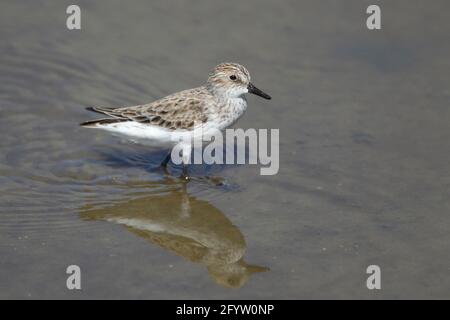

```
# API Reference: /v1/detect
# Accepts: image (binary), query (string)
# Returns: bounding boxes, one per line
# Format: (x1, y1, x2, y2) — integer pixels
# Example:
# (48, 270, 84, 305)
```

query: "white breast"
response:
(215, 97, 248, 130)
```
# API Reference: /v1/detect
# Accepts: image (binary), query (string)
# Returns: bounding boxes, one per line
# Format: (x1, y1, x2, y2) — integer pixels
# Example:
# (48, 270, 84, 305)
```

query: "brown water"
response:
(1, 0, 450, 299)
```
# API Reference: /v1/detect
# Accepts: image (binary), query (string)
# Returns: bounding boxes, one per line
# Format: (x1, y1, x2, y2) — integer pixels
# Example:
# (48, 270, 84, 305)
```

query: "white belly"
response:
(97, 122, 178, 147)
(92, 97, 247, 147)
(94, 121, 224, 147)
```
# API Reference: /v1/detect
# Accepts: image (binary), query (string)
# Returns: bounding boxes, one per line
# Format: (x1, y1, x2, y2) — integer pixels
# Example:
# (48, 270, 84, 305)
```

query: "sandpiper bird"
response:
(80, 62, 271, 179)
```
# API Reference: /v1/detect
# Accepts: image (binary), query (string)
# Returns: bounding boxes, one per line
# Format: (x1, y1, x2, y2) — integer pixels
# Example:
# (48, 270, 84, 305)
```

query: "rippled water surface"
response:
(1, 0, 450, 299)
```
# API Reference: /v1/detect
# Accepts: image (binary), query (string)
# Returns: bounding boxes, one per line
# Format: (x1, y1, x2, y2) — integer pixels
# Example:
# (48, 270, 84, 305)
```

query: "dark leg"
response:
(179, 144, 191, 181)
(160, 152, 171, 168)
(181, 164, 190, 181)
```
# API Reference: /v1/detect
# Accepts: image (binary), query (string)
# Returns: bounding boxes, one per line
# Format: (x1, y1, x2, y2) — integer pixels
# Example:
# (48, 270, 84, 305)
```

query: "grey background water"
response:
(1, 0, 449, 299)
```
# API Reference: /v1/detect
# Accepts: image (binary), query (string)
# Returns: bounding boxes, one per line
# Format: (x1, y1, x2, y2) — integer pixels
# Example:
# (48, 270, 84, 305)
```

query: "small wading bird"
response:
(80, 62, 271, 179)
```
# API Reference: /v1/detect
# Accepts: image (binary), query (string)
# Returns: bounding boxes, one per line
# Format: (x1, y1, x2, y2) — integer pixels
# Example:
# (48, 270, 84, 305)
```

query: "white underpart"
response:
(92, 89, 249, 164)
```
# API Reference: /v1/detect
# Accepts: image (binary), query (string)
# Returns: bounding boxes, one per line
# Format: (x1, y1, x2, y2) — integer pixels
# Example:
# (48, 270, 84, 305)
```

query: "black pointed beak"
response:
(247, 83, 271, 100)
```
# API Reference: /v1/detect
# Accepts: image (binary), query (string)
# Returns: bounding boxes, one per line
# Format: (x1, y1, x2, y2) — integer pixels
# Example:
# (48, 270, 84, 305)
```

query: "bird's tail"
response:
(85, 106, 118, 116)
(81, 106, 127, 127)
(80, 118, 127, 127)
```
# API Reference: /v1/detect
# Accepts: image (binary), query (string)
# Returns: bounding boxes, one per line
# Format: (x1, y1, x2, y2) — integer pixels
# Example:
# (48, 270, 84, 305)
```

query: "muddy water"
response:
(1, 0, 450, 299)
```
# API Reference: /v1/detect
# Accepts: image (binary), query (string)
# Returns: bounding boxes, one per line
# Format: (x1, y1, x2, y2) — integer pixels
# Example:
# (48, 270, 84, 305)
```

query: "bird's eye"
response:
(229, 75, 237, 81)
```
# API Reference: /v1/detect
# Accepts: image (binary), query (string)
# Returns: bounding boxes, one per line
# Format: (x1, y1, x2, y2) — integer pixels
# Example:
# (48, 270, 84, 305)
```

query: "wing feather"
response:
(86, 87, 211, 130)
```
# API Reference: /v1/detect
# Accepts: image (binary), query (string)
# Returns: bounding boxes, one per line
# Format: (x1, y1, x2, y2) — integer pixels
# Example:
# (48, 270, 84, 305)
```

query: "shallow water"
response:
(1, 0, 450, 299)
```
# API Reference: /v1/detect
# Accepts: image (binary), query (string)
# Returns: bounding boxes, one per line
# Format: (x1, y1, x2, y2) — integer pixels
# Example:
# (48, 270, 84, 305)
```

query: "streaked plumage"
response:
(80, 62, 271, 179)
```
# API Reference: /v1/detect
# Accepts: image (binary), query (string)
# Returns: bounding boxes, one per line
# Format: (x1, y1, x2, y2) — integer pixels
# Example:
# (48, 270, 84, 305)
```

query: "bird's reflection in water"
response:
(80, 177, 268, 288)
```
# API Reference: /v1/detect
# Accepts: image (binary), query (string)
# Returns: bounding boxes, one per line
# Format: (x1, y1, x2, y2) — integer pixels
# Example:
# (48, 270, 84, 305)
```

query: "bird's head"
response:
(206, 62, 271, 100)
